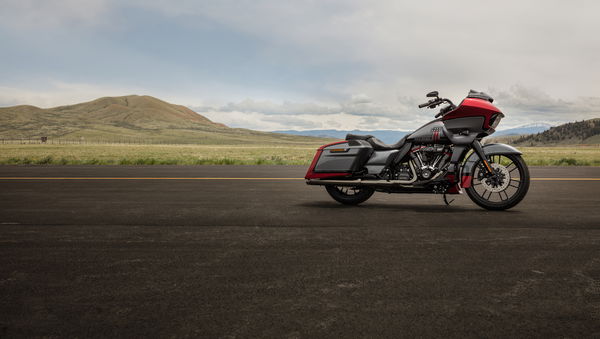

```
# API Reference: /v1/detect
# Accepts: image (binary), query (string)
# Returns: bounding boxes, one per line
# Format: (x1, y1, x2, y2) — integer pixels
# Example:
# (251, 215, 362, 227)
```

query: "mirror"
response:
(426, 91, 439, 98)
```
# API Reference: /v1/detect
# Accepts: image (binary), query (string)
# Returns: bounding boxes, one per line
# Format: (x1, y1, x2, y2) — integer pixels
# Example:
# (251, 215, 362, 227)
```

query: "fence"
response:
(0, 137, 246, 145)
(0, 138, 187, 145)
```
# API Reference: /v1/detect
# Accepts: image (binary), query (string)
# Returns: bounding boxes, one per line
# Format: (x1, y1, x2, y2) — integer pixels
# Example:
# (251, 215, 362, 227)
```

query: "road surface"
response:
(0, 165, 599, 337)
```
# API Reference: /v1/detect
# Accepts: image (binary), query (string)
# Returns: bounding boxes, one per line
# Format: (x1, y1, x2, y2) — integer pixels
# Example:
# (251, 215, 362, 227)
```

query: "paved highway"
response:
(0, 165, 599, 337)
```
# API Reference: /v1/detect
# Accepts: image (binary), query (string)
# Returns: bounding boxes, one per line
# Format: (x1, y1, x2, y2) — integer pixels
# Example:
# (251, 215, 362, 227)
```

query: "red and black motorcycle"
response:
(305, 90, 530, 210)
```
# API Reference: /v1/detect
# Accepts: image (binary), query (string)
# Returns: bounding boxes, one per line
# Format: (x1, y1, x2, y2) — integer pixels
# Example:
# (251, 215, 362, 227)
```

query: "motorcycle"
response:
(305, 90, 530, 210)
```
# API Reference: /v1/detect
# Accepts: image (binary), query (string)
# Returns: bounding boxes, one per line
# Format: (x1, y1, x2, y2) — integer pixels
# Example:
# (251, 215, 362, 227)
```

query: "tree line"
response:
(514, 118, 599, 145)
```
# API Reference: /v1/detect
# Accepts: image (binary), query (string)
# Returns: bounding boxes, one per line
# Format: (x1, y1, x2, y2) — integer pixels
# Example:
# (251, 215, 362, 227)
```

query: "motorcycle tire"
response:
(325, 185, 374, 205)
(466, 154, 530, 211)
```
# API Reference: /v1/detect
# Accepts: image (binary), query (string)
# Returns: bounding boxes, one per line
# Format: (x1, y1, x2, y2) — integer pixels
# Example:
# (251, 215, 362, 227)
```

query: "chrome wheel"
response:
(466, 154, 530, 210)
(480, 162, 511, 193)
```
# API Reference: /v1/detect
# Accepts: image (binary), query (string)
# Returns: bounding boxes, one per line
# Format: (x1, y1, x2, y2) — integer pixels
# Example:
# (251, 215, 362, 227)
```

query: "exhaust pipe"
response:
(306, 178, 415, 187)
(307, 161, 418, 187)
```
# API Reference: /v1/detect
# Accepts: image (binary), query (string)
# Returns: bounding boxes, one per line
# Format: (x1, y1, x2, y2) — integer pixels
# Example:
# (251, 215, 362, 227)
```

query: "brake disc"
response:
(481, 163, 510, 193)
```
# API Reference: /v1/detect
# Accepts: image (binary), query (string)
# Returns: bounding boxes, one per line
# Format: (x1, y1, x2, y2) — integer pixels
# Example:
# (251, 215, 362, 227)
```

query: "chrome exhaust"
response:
(307, 161, 418, 187)
(306, 178, 415, 186)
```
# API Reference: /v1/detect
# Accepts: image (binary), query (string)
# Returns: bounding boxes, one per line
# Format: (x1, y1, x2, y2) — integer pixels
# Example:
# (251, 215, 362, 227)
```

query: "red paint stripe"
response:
(461, 175, 472, 188)
(306, 172, 351, 179)
(305, 141, 352, 179)
(305, 149, 323, 179)
(318, 140, 347, 150)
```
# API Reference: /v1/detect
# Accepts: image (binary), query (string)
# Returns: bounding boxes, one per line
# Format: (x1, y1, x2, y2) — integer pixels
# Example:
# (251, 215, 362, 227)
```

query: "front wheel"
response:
(325, 185, 374, 205)
(465, 154, 530, 210)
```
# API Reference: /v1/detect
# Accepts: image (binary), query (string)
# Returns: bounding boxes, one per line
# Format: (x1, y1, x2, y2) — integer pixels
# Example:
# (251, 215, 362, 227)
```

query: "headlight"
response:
(489, 114, 502, 130)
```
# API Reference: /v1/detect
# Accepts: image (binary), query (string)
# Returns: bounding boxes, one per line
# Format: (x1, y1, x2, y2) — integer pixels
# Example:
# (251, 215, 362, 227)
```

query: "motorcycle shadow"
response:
(299, 201, 489, 213)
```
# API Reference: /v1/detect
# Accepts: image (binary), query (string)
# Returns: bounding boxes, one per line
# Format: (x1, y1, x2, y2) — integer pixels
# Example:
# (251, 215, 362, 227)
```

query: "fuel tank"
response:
(407, 120, 448, 144)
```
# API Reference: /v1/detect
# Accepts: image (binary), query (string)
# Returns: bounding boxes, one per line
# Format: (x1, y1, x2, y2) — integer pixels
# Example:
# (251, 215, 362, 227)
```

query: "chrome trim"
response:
(307, 161, 418, 187)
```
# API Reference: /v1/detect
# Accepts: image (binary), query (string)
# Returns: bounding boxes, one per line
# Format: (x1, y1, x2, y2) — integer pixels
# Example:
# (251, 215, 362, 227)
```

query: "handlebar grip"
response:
(418, 102, 430, 108)
(435, 112, 443, 118)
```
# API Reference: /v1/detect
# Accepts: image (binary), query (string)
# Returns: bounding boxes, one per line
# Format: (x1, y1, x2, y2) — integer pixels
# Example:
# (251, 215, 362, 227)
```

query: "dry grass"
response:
(0, 144, 598, 166)
(0, 143, 323, 165)
(518, 146, 600, 166)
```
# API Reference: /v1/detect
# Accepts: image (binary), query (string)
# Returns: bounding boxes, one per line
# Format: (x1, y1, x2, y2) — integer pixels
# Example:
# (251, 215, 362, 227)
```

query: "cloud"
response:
(131, 0, 600, 98)
(489, 85, 600, 126)
(1, 1, 598, 131)
(199, 109, 418, 131)
(193, 97, 420, 120)
(3, 81, 597, 132)
(9, 0, 591, 99)
(350, 94, 372, 104)
(194, 95, 447, 131)
(0, 0, 111, 29)
(194, 84, 600, 131)
(205, 99, 339, 115)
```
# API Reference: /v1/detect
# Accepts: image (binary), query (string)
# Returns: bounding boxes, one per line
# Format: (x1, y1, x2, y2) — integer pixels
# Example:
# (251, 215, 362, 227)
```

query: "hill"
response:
(494, 123, 553, 136)
(509, 118, 600, 146)
(0, 95, 330, 145)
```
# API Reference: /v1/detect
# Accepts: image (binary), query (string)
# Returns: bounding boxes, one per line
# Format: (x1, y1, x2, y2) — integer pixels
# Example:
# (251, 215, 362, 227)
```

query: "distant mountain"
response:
(511, 118, 600, 145)
(0, 95, 330, 144)
(278, 120, 598, 146)
(275, 123, 554, 144)
(274, 129, 409, 144)
(495, 123, 553, 136)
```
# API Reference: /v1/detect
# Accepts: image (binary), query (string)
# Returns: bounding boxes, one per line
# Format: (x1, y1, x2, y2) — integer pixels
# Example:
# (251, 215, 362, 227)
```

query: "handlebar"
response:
(418, 98, 442, 109)
(419, 97, 456, 118)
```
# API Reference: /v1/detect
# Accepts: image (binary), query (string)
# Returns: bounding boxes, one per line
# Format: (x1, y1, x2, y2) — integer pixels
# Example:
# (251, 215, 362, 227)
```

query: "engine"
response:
(377, 144, 452, 182)
(410, 145, 451, 180)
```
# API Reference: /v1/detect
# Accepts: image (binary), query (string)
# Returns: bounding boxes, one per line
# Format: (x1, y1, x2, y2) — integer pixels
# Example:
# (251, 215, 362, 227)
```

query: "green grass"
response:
(0, 144, 322, 165)
(0, 144, 598, 166)
(519, 146, 600, 166)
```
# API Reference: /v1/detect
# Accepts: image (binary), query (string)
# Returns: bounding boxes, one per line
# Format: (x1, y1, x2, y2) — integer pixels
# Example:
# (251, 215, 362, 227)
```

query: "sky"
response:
(1, 0, 599, 131)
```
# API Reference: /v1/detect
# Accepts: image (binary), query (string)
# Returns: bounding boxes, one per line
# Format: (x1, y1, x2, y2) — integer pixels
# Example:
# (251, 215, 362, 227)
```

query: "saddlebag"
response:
(314, 140, 373, 173)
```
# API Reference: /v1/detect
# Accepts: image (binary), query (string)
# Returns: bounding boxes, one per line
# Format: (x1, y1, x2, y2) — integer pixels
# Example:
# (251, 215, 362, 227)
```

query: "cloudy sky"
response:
(1, 0, 599, 130)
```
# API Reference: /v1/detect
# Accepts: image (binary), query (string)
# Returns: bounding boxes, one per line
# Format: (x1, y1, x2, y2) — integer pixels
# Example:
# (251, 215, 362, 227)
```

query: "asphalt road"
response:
(0, 165, 599, 338)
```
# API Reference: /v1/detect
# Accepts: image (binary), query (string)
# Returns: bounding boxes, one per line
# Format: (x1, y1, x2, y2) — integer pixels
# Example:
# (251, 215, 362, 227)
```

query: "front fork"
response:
(446, 140, 494, 192)
(470, 140, 494, 175)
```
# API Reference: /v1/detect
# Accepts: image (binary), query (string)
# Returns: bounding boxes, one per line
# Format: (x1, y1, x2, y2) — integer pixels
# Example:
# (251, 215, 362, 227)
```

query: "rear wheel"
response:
(466, 154, 530, 210)
(325, 185, 374, 205)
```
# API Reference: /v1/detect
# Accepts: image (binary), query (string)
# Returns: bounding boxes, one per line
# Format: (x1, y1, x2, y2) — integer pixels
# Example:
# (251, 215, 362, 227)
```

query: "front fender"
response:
(460, 143, 523, 187)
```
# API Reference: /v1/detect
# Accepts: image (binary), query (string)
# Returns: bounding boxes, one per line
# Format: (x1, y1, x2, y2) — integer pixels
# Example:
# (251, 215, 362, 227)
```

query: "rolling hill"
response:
(493, 123, 553, 136)
(0, 95, 331, 145)
(507, 118, 600, 146)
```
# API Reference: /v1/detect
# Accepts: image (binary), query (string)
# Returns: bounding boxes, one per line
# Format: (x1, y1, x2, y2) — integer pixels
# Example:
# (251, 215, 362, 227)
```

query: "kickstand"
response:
(443, 193, 454, 206)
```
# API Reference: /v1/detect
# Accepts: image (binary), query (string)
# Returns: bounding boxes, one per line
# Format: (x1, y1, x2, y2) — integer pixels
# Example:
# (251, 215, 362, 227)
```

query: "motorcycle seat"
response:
(345, 133, 373, 140)
(345, 134, 407, 150)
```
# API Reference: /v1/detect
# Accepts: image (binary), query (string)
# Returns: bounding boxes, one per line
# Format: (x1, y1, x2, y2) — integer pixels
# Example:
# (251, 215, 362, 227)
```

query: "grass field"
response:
(0, 144, 322, 165)
(517, 146, 600, 166)
(0, 144, 599, 166)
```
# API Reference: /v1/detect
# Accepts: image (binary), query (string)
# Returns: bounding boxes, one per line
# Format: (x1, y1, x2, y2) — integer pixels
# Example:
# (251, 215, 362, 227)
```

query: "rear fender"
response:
(460, 143, 522, 187)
